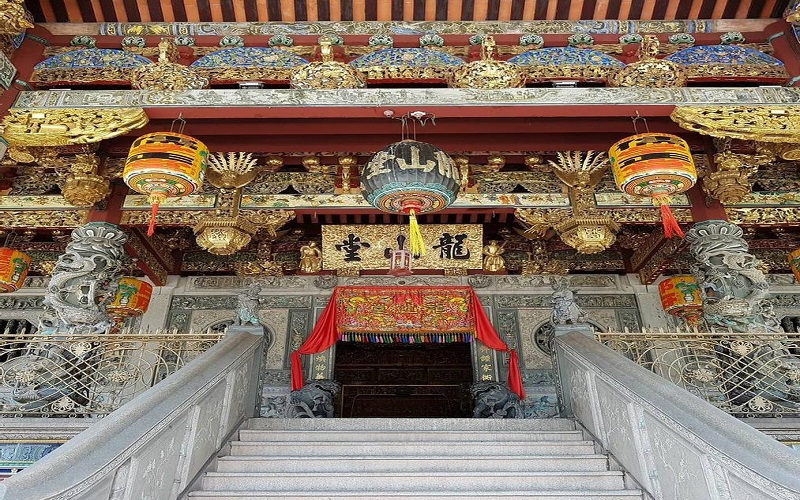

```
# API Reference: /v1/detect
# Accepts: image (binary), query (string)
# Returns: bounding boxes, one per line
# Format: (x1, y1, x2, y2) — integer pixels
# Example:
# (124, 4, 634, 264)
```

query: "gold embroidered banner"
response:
(322, 224, 482, 270)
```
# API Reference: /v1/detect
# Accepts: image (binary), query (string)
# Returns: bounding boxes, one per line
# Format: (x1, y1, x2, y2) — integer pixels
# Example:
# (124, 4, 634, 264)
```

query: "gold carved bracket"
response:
(671, 106, 800, 144)
(1, 108, 149, 147)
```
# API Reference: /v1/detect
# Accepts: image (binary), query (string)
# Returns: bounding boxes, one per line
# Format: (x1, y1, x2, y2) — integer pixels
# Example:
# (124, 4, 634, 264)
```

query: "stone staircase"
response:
(185, 418, 644, 499)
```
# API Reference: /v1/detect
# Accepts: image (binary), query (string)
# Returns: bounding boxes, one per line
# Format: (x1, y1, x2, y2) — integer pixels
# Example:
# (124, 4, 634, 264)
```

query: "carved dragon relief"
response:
(39, 222, 128, 334)
(685, 220, 781, 333)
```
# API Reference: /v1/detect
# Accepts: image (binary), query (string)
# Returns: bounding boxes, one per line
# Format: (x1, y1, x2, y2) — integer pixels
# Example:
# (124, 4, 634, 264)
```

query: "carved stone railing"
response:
(0, 330, 224, 417)
(595, 330, 800, 417)
(555, 332, 800, 500)
(0, 326, 264, 500)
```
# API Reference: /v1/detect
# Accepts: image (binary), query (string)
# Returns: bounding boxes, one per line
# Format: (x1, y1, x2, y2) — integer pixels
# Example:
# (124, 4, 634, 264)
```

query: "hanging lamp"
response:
(789, 249, 800, 283)
(361, 137, 459, 256)
(658, 275, 703, 327)
(107, 277, 153, 320)
(0, 247, 31, 293)
(124, 117, 208, 236)
(609, 132, 696, 238)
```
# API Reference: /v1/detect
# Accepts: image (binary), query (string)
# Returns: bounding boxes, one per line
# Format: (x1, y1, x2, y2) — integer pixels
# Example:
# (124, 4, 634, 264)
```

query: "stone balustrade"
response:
(0, 326, 264, 500)
(555, 332, 800, 500)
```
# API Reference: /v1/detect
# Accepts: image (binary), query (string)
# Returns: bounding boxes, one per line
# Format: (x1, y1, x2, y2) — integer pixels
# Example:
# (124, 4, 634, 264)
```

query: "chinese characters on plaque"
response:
(322, 225, 483, 270)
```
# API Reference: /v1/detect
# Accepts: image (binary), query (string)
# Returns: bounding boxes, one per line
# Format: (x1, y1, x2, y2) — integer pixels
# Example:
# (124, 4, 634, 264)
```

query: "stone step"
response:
(245, 418, 576, 432)
(238, 429, 586, 442)
(187, 491, 644, 500)
(215, 455, 610, 473)
(228, 440, 598, 457)
(199, 471, 627, 492)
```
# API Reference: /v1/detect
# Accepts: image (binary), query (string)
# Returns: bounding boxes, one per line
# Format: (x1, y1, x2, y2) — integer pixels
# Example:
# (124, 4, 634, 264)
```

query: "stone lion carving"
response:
(550, 278, 589, 326)
(288, 380, 341, 418)
(471, 381, 522, 419)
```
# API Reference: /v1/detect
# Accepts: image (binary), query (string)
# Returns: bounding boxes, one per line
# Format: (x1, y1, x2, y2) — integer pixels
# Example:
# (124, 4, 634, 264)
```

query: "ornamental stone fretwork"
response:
(685, 220, 782, 333)
(40, 222, 128, 334)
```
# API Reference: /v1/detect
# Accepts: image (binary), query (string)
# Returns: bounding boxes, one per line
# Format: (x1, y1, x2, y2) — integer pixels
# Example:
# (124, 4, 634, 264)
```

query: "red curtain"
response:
(290, 288, 340, 390)
(290, 286, 526, 399)
(468, 289, 525, 399)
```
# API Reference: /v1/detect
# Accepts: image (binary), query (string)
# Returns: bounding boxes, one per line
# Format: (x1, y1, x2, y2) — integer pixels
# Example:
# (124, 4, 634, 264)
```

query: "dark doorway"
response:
(333, 342, 473, 418)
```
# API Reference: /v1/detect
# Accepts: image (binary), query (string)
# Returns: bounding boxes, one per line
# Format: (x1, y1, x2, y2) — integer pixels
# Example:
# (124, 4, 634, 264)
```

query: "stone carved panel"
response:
(185, 381, 226, 479)
(170, 295, 312, 310)
(260, 386, 289, 418)
(17, 87, 800, 110)
(126, 414, 188, 500)
(187, 276, 309, 290)
(643, 412, 712, 500)
(728, 474, 784, 500)
(495, 294, 636, 309)
(258, 309, 288, 370)
(518, 310, 554, 369)
(568, 363, 595, 433)
(594, 378, 653, 493)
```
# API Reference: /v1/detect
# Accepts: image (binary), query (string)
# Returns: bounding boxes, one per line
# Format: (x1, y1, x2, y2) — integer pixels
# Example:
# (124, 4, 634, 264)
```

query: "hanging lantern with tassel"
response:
(0, 247, 31, 293)
(789, 249, 800, 283)
(659, 275, 703, 327)
(361, 139, 459, 257)
(124, 130, 208, 236)
(609, 133, 696, 238)
(107, 277, 153, 320)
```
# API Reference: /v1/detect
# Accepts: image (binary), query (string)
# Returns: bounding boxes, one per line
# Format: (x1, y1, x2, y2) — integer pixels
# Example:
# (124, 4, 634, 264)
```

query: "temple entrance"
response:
(333, 341, 473, 418)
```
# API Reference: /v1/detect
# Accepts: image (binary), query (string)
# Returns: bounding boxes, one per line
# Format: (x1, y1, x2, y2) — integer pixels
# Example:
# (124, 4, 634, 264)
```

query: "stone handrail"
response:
(554, 332, 800, 500)
(0, 326, 264, 500)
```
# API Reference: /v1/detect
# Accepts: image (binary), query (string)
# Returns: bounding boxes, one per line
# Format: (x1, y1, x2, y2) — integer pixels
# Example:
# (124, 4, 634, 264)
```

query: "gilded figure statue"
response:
(299, 242, 322, 273)
(482, 240, 506, 272)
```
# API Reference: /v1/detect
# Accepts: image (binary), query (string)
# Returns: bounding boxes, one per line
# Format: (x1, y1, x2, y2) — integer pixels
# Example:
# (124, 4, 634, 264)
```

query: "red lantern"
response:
(659, 275, 703, 326)
(0, 248, 31, 293)
(610, 133, 697, 238)
(107, 277, 153, 319)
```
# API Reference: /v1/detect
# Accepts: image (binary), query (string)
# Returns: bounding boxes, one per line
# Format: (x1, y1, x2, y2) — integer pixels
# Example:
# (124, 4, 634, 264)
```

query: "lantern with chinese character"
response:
(124, 132, 208, 236)
(609, 133, 697, 238)
(107, 277, 153, 319)
(659, 275, 703, 326)
(0, 248, 31, 293)
(361, 140, 458, 256)
(789, 249, 800, 283)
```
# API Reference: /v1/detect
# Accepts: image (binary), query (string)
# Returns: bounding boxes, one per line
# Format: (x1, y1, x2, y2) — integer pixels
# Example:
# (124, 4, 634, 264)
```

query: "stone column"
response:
(39, 222, 128, 335)
(685, 220, 782, 333)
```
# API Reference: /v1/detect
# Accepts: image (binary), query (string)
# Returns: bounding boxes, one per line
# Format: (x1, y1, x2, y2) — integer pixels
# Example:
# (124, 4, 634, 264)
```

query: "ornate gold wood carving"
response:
(703, 150, 772, 206)
(671, 106, 800, 143)
(610, 35, 686, 88)
(1, 108, 149, 146)
(130, 38, 208, 91)
(0, 210, 88, 227)
(0, 0, 33, 36)
(61, 153, 111, 207)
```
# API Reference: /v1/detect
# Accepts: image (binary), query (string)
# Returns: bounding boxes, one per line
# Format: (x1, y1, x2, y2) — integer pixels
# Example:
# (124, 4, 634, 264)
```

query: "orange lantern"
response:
(659, 275, 703, 326)
(124, 132, 208, 236)
(107, 277, 153, 319)
(609, 133, 697, 238)
(789, 249, 800, 283)
(0, 248, 31, 293)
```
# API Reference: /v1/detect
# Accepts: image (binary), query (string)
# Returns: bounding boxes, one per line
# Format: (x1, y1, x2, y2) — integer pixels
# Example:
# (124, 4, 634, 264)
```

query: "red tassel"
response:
(147, 203, 160, 237)
(659, 203, 684, 238)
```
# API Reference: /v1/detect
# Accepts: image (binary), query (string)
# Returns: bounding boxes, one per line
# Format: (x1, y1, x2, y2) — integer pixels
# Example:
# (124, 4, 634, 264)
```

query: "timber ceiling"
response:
(24, 0, 791, 24)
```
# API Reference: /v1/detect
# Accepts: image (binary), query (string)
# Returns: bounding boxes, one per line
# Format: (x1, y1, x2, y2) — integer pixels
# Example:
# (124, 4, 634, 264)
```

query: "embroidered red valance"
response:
(290, 286, 525, 399)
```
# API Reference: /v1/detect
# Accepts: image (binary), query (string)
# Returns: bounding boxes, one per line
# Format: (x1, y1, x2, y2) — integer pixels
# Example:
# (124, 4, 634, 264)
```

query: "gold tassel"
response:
(408, 210, 426, 257)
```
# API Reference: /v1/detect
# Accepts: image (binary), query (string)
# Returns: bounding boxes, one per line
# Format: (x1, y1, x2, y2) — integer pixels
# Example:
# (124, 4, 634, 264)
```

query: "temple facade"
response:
(1, 0, 800, 497)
